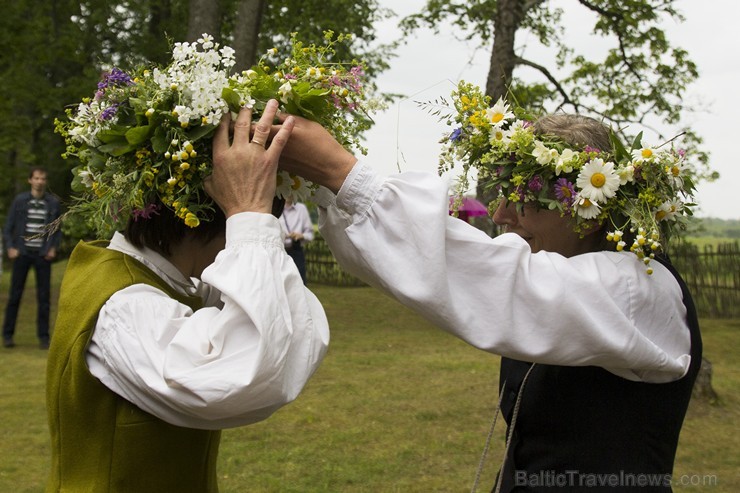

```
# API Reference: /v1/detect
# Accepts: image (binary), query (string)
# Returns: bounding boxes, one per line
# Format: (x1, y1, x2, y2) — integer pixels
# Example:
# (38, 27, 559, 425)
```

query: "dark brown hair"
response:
(124, 197, 285, 256)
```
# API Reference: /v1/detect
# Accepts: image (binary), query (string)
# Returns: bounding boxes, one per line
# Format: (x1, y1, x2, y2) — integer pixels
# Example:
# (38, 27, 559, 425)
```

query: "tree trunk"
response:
(232, 0, 267, 72)
(187, 0, 222, 42)
(485, 0, 526, 101)
(478, 0, 528, 212)
(692, 357, 719, 402)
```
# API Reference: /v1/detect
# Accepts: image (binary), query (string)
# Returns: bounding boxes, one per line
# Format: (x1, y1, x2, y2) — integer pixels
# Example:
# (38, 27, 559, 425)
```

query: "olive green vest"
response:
(46, 241, 221, 492)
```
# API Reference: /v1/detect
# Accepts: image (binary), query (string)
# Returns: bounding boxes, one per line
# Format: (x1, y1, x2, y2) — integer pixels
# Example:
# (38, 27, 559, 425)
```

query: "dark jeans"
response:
(3, 252, 52, 343)
(286, 244, 307, 285)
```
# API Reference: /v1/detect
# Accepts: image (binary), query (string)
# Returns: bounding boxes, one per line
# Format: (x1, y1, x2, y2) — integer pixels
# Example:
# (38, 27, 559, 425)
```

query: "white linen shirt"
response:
(86, 212, 330, 430)
(315, 162, 692, 383)
(279, 202, 315, 248)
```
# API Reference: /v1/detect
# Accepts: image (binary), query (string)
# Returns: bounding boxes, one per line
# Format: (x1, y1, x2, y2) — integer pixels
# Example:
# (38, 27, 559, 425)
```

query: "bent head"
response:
(125, 199, 227, 258)
(493, 114, 611, 257)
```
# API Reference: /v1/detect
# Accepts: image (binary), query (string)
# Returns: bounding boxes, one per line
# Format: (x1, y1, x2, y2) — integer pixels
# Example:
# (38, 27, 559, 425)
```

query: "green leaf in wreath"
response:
(98, 142, 136, 156)
(186, 123, 217, 142)
(221, 87, 243, 113)
(151, 128, 168, 153)
(97, 127, 128, 144)
(125, 125, 151, 146)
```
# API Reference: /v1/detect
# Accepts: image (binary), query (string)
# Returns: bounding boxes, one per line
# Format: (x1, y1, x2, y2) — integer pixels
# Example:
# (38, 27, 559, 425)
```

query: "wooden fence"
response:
(668, 241, 740, 319)
(306, 234, 740, 318)
(304, 235, 366, 287)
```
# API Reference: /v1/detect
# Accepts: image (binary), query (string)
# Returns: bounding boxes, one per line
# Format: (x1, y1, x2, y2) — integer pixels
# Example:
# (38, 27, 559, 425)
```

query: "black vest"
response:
(495, 259, 702, 492)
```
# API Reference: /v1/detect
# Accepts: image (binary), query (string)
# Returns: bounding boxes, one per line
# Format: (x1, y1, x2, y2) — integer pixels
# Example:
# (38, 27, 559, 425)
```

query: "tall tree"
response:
(0, 0, 393, 227)
(232, 0, 267, 70)
(187, 0, 223, 41)
(401, 0, 709, 173)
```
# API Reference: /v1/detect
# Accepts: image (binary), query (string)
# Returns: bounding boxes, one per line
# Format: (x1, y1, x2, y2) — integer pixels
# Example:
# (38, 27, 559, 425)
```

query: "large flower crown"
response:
(438, 81, 696, 274)
(56, 31, 378, 238)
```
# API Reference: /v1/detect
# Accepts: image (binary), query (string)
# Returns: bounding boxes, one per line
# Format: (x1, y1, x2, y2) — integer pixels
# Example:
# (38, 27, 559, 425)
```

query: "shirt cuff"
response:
(225, 212, 284, 249)
(334, 161, 385, 217)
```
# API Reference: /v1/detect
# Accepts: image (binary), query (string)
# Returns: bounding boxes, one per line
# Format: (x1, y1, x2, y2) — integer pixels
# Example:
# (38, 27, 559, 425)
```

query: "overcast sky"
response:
(361, 0, 740, 220)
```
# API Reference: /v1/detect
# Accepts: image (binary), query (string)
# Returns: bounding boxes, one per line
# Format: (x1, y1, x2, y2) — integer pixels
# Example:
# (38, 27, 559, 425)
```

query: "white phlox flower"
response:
(555, 148, 577, 175)
(278, 81, 293, 103)
(154, 36, 232, 128)
(617, 164, 635, 185)
(485, 97, 515, 127)
(532, 140, 558, 165)
(576, 158, 621, 203)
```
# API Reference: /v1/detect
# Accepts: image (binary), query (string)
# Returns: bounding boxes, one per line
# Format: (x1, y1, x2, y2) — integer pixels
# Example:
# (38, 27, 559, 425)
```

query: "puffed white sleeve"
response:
(316, 162, 691, 383)
(88, 212, 330, 429)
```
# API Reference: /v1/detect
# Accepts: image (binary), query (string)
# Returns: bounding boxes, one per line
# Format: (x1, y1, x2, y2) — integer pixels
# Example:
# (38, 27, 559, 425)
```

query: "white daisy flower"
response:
(485, 97, 514, 127)
(665, 160, 686, 188)
(489, 127, 512, 146)
(572, 195, 602, 219)
(655, 200, 682, 222)
(576, 158, 621, 203)
(632, 146, 656, 162)
(275, 171, 311, 202)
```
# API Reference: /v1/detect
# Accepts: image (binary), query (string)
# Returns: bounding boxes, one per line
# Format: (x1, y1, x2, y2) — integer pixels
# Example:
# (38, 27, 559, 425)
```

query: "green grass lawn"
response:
(0, 262, 738, 492)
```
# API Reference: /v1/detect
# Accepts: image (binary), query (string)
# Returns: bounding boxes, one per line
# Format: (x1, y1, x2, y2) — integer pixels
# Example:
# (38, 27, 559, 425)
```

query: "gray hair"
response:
(533, 114, 612, 152)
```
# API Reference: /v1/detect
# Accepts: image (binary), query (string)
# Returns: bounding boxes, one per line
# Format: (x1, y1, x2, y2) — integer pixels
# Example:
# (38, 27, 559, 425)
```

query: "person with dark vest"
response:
(3, 167, 61, 349)
(268, 94, 702, 491)
(46, 101, 330, 492)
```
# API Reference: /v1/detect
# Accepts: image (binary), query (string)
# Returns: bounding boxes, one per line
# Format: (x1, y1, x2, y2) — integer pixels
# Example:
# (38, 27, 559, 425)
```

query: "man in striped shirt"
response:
(3, 167, 61, 349)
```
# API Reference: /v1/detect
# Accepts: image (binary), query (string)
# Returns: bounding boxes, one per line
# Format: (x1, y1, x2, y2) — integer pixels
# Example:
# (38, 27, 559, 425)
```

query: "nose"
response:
(492, 199, 517, 228)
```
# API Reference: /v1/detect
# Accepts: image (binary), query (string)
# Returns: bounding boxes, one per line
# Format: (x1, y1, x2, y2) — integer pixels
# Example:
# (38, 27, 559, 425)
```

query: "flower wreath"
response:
(438, 81, 697, 274)
(56, 31, 378, 238)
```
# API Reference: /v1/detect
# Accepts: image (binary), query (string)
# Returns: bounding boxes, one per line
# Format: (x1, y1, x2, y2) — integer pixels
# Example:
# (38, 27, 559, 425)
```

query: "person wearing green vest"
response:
(46, 102, 330, 492)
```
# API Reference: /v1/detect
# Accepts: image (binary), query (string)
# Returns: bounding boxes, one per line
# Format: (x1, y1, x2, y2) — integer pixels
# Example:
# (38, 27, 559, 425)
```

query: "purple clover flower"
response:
(527, 175, 543, 192)
(132, 203, 161, 221)
(583, 145, 601, 154)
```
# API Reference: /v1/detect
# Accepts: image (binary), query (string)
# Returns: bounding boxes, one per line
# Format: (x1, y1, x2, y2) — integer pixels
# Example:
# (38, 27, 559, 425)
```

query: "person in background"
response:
(3, 167, 61, 349)
(46, 101, 330, 492)
(280, 198, 314, 285)
(270, 109, 701, 492)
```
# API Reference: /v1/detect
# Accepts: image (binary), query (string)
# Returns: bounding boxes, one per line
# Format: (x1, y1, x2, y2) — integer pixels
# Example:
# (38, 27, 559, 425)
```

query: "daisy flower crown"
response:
(56, 31, 378, 238)
(438, 81, 697, 274)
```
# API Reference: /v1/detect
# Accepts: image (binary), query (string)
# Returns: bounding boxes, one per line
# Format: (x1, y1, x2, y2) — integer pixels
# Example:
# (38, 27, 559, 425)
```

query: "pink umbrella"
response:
(449, 196, 489, 223)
